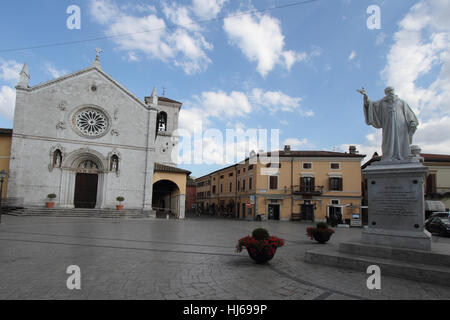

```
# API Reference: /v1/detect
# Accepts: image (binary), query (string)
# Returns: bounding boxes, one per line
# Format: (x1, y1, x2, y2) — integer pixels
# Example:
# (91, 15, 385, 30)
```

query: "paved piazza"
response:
(1, 214, 450, 300)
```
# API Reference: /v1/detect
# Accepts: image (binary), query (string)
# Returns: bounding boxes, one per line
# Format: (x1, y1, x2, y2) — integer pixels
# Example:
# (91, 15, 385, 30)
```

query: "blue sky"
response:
(1, 0, 449, 177)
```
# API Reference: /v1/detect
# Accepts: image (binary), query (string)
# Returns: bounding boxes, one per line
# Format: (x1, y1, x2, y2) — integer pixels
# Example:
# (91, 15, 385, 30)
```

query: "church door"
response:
(74, 173, 99, 208)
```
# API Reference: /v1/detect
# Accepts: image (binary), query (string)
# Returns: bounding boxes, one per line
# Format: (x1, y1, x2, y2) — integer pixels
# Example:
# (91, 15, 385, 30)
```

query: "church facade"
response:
(7, 55, 190, 218)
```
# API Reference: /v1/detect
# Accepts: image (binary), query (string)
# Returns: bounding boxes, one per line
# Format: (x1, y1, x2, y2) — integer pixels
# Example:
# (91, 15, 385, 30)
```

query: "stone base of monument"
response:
(305, 160, 450, 285)
(305, 241, 450, 286)
(362, 161, 432, 251)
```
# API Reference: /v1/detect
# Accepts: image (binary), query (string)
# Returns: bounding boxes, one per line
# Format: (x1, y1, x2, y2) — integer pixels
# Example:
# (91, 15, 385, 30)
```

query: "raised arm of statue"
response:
(357, 87, 369, 107)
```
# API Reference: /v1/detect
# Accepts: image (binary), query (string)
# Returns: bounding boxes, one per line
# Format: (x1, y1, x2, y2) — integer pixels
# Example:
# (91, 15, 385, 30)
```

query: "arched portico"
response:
(59, 148, 108, 209)
(152, 163, 191, 219)
(152, 179, 180, 218)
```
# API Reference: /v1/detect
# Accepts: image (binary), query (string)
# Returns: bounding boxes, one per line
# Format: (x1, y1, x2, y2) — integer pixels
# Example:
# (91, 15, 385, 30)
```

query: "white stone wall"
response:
(8, 67, 159, 209)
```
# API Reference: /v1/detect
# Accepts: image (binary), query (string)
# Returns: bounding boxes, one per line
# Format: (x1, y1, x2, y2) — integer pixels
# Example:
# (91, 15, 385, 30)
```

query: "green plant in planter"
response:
(116, 196, 125, 210)
(236, 228, 285, 264)
(306, 222, 335, 244)
(116, 196, 125, 204)
(46, 194, 57, 208)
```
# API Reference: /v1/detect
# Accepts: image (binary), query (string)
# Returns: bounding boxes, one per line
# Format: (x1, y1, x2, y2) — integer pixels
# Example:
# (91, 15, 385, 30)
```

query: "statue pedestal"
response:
(361, 161, 431, 251)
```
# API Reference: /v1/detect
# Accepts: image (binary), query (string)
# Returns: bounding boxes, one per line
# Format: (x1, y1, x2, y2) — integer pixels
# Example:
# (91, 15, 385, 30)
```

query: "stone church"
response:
(7, 53, 190, 218)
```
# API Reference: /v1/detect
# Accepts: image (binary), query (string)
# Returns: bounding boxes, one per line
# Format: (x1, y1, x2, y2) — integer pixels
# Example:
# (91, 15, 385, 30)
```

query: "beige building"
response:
(196, 146, 365, 222)
(423, 154, 450, 211)
(362, 152, 450, 220)
(0, 129, 12, 201)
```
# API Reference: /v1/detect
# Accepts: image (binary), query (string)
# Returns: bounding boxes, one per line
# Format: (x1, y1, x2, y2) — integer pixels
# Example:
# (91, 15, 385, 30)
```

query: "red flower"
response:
(235, 235, 285, 253)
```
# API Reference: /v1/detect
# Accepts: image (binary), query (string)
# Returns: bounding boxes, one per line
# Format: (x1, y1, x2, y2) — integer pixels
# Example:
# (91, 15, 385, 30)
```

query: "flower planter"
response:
(116, 205, 124, 211)
(311, 230, 332, 244)
(46, 202, 55, 209)
(306, 225, 335, 244)
(236, 229, 285, 264)
(246, 247, 277, 264)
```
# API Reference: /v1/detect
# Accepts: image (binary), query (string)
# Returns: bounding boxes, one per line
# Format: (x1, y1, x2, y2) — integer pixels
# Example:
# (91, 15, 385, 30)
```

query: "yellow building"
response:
(0, 129, 12, 201)
(196, 146, 365, 222)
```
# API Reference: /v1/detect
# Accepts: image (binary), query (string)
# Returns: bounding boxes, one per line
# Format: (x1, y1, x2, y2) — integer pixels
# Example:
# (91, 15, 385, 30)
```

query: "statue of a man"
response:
(357, 86, 419, 162)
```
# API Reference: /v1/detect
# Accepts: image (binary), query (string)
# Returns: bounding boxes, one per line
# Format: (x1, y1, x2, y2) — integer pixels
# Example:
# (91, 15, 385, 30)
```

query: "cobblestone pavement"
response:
(1, 214, 450, 300)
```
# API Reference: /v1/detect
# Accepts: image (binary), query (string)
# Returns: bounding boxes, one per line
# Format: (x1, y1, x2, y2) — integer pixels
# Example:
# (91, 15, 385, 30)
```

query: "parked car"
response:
(425, 215, 450, 236)
(427, 211, 450, 220)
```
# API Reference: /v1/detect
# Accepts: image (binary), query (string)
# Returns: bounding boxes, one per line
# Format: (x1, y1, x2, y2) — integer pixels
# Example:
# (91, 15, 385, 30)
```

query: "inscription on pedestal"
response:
(371, 184, 418, 216)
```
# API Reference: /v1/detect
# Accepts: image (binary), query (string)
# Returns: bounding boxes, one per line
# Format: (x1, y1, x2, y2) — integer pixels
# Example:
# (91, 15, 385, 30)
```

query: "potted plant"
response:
(46, 194, 57, 208)
(116, 196, 125, 211)
(306, 222, 335, 244)
(236, 228, 285, 264)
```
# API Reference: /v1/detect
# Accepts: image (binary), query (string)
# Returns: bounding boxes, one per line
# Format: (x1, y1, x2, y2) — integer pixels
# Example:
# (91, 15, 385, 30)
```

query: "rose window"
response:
(73, 108, 109, 137)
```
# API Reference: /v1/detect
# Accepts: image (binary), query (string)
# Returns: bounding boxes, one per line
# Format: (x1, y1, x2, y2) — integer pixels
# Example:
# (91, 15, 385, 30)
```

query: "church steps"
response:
(305, 243, 450, 286)
(2, 208, 155, 219)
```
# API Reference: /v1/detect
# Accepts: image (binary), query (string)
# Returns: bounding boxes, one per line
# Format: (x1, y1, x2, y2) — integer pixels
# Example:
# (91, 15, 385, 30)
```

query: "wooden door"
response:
(74, 173, 98, 208)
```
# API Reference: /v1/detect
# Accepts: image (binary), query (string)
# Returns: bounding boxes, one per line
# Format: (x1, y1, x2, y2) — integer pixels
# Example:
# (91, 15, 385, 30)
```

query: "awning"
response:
(425, 200, 445, 212)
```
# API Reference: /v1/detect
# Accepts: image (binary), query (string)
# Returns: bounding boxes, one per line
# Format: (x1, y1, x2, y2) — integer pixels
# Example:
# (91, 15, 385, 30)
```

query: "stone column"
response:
(178, 194, 186, 219)
(142, 108, 157, 215)
(362, 161, 431, 251)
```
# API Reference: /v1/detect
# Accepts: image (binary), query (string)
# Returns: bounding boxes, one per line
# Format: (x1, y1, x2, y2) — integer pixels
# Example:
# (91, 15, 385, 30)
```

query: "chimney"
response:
(284, 145, 291, 154)
(349, 145, 357, 154)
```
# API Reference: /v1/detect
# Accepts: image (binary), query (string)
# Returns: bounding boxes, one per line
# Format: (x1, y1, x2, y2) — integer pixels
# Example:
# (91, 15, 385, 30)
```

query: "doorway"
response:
(301, 201, 315, 221)
(268, 204, 280, 220)
(74, 173, 99, 208)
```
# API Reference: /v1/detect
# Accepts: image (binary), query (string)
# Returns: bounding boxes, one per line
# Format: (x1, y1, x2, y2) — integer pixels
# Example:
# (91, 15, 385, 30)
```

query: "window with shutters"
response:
(269, 176, 278, 190)
(330, 162, 340, 170)
(426, 174, 437, 194)
(329, 177, 343, 191)
(300, 177, 315, 192)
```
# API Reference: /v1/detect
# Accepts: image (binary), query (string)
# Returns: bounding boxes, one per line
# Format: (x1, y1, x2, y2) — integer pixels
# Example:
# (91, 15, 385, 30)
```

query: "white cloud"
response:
(89, 0, 213, 75)
(162, 2, 200, 32)
(376, 32, 388, 45)
(348, 50, 356, 61)
(192, 0, 228, 19)
(250, 88, 301, 113)
(179, 88, 309, 144)
(0, 85, 16, 119)
(381, 1, 450, 117)
(180, 88, 308, 131)
(223, 10, 307, 77)
(0, 59, 22, 83)
(193, 90, 252, 119)
(44, 63, 67, 79)
(284, 138, 314, 149)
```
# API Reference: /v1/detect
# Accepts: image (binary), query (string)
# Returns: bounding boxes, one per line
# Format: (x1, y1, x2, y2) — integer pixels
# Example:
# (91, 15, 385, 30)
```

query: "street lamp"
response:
(0, 170, 8, 224)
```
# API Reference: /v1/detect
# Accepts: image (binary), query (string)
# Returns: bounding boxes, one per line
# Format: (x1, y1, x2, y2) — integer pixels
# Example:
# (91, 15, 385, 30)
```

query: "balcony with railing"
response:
(292, 185, 324, 196)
